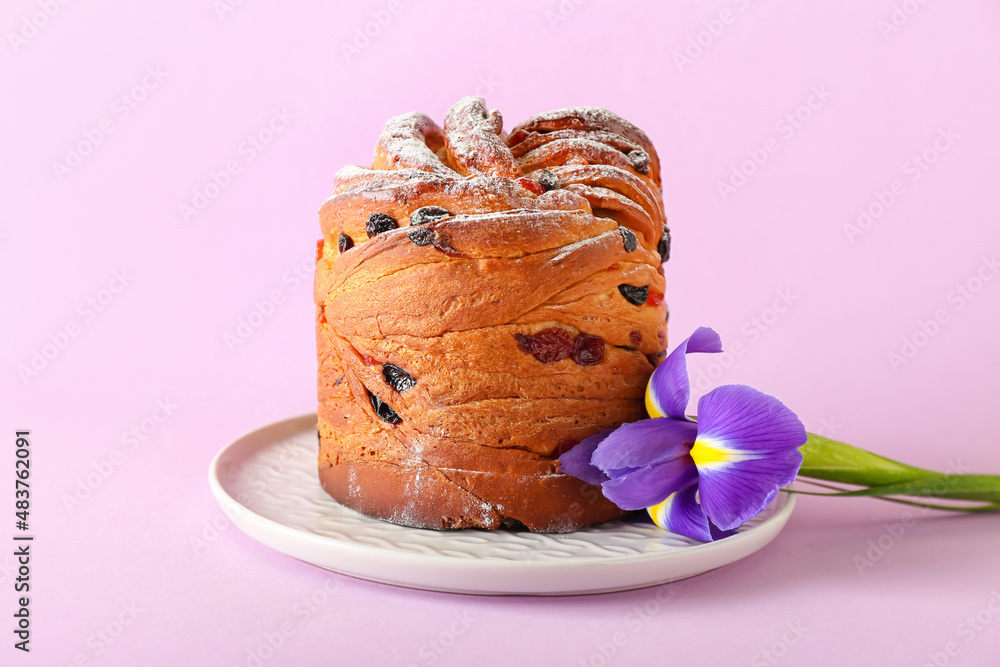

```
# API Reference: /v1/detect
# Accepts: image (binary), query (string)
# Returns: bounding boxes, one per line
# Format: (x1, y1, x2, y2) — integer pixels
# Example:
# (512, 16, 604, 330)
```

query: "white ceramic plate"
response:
(208, 413, 795, 596)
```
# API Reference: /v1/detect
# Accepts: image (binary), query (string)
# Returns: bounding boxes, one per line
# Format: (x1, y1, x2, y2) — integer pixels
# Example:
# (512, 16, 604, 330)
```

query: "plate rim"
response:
(209, 413, 796, 592)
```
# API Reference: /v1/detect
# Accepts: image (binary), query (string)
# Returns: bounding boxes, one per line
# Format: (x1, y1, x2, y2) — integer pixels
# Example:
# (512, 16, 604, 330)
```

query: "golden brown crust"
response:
(443, 97, 521, 179)
(315, 97, 668, 532)
(371, 112, 451, 176)
(507, 106, 662, 187)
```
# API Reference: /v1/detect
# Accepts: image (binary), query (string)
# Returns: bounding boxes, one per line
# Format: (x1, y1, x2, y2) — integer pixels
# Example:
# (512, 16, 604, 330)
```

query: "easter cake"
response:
(314, 97, 669, 531)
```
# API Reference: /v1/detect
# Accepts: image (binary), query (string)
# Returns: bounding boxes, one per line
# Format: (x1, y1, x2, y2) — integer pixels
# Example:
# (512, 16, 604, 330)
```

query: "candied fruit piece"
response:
(516, 177, 545, 195)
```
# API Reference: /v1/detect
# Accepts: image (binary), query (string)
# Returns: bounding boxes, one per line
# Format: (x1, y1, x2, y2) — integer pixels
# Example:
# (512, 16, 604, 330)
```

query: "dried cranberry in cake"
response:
(514, 328, 574, 363)
(535, 169, 560, 191)
(338, 233, 353, 253)
(629, 330, 643, 347)
(382, 363, 416, 392)
(366, 212, 398, 237)
(516, 177, 545, 195)
(572, 333, 605, 366)
(618, 284, 649, 306)
(366, 389, 402, 424)
(407, 227, 435, 246)
(658, 225, 671, 262)
(627, 149, 650, 175)
(620, 227, 638, 253)
(410, 206, 451, 225)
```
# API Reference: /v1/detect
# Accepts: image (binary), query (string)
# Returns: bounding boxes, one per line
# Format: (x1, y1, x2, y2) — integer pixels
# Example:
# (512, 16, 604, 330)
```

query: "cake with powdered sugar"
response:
(314, 97, 670, 531)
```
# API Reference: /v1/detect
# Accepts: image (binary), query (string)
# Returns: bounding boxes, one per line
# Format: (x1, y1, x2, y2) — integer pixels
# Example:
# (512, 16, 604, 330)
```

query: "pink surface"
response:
(4, 0, 1000, 664)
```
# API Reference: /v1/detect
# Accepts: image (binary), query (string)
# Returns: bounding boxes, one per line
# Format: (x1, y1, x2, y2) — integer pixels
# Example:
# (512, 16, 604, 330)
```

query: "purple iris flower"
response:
(559, 327, 806, 541)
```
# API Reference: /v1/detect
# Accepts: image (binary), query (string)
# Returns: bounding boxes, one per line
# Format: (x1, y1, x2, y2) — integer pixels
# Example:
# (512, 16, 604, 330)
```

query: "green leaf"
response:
(796, 432, 1000, 510)
(798, 433, 932, 486)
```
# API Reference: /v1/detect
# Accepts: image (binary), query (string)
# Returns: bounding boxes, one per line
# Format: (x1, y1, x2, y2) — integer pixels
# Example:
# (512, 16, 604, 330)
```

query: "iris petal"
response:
(590, 418, 696, 474)
(647, 485, 712, 542)
(693, 384, 806, 530)
(558, 429, 614, 485)
(602, 456, 699, 510)
(645, 327, 723, 419)
(709, 523, 740, 541)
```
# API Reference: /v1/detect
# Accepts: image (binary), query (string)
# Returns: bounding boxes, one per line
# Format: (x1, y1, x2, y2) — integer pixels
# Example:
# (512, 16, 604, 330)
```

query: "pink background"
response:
(4, 0, 1000, 664)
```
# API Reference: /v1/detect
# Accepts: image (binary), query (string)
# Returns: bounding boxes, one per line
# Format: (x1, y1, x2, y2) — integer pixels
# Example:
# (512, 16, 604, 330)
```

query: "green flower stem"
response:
(794, 433, 1000, 510)
(786, 481, 1000, 513)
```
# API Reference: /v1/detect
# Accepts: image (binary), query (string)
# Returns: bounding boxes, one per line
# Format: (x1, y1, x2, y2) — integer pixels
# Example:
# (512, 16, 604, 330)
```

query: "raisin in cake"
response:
(315, 97, 670, 532)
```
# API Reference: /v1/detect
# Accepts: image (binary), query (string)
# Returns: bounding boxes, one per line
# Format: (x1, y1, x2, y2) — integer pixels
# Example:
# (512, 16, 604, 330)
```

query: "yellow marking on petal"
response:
(644, 382, 665, 418)
(647, 494, 674, 530)
(689, 437, 738, 468)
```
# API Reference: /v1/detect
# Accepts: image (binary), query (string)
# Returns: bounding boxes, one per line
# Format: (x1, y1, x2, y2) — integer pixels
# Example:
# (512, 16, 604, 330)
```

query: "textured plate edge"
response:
(208, 414, 796, 596)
